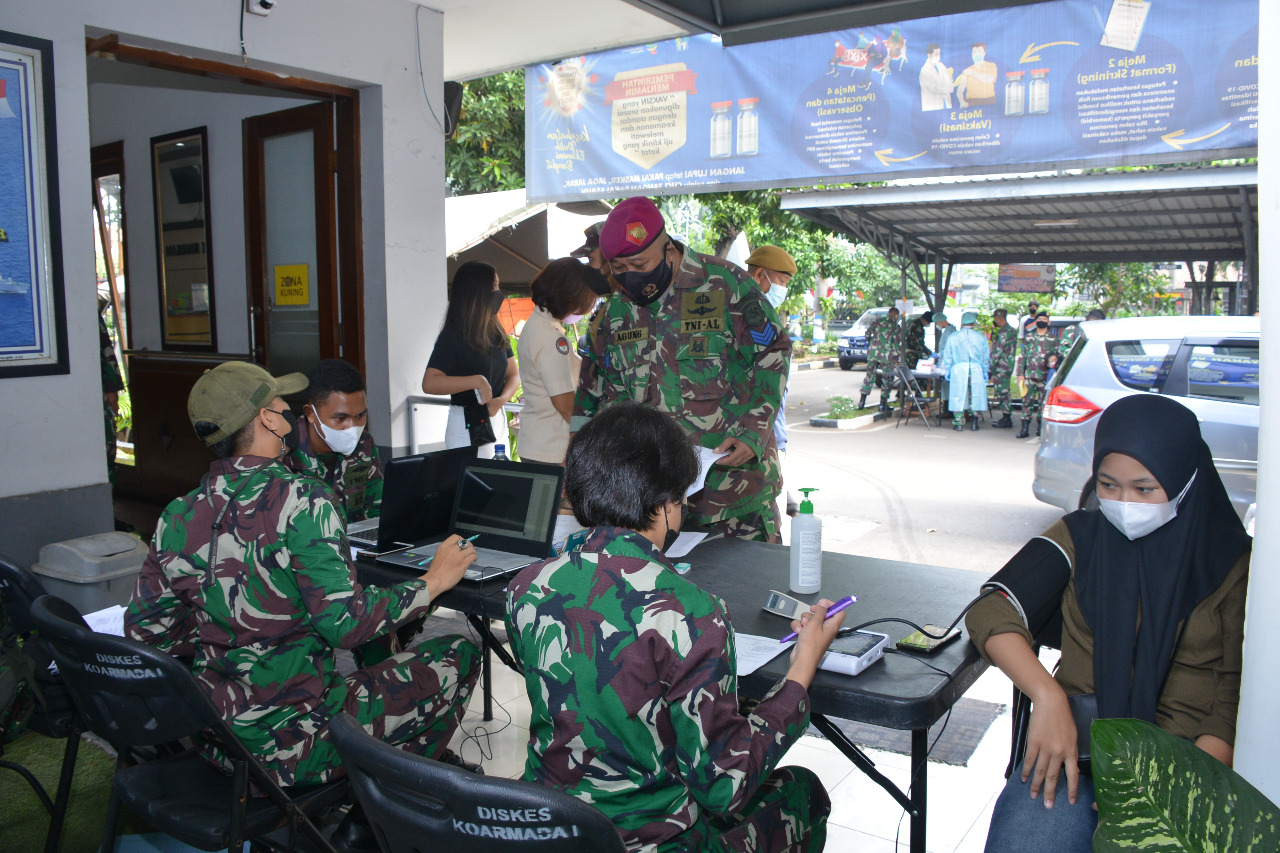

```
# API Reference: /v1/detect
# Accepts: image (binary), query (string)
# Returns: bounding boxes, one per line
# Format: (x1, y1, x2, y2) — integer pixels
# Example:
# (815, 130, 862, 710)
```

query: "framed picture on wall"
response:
(152, 125, 216, 350)
(0, 30, 69, 378)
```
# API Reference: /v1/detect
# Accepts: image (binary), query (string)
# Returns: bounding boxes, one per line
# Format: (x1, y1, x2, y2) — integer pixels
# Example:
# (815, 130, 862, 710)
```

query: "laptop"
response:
(347, 446, 477, 556)
(376, 458, 565, 582)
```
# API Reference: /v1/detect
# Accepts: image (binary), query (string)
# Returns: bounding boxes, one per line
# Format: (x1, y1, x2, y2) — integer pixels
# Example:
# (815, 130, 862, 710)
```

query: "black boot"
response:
(437, 748, 485, 774)
(1016, 418, 1030, 439)
(859, 393, 868, 409)
(991, 413, 1013, 429)
(971, 415, 980, 431)
(1036, 417, 1042, 437)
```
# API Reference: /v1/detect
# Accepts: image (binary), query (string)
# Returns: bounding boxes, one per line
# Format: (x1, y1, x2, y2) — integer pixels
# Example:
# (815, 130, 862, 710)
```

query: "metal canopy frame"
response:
(619, 0, 1055, 46)
(782, 166, 1260, 313)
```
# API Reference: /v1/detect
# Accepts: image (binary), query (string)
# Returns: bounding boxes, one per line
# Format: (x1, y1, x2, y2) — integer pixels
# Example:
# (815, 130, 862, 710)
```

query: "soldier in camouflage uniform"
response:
(1016, 311, 1057, 438)
(126, 361, 482, 786)
(1055, 308, 1104, 367)
(988, 309, 1018, 428)
(508, 403, 843, 853)
(903, 310, 932, 368)
(574, 197, 790, 543)
(858, 307, 902, 411)
(287, 358, 383, 524)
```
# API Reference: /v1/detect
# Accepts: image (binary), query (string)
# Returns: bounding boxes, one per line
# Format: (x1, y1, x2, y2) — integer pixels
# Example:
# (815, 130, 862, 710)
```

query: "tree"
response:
(1057, 262, 1178, 317)
(445, 71, 525, 195)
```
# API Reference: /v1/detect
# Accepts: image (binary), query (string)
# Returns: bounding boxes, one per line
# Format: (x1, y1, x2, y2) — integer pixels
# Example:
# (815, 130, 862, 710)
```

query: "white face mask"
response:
(1098, 470, 1196, 540)
(309, 406, 365, 456)
(763, 274, 788, 309)
(561, 312, 585, 326)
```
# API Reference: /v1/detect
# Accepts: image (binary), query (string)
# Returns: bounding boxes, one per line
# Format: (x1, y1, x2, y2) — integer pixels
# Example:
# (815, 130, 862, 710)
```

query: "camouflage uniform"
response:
(1017, 332, 1057, 420)
(903, 317, 929, 367)
(506, 526, 829, 853)
(1055, 323, 1081, 362)
(989, 323, 1018, 415)
(574, 246, 790, 543)
(858, 315, 901, 404)
(126, 455, 479, 787)
(287, 424, 384, 524)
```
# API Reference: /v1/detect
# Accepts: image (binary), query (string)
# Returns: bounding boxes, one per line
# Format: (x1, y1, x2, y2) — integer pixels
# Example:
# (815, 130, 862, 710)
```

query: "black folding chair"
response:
(29, 594, 348, 853)
(328, 712, 626, 853)
(0, 556, 84, 853)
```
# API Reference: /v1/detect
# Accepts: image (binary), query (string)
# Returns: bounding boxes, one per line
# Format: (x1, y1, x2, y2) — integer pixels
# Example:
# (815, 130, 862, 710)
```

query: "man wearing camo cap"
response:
(126, 361, 483, 785)
(573, 197, 792, 542)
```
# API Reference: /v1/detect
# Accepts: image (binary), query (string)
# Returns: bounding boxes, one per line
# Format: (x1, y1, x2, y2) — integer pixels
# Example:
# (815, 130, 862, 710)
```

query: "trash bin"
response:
(31, 532, 147, 614)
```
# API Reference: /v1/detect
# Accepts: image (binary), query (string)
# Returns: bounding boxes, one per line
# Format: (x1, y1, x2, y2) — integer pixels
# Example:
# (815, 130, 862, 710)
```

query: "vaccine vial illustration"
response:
(736, 97, 759, 156)
(710, 101, 733, 158)
(1028, 69, 1050, 114)
(1004, 70, 1025, 117)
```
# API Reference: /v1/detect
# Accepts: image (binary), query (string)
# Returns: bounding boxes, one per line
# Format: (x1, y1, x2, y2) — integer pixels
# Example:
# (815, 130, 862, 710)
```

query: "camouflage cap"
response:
(188, 361, 308, 445)
(570, 222, 603, 258)
(744, 245, 797, 275)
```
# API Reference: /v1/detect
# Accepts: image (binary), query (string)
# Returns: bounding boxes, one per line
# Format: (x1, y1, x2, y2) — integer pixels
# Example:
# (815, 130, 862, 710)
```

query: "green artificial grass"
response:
(0, 729, 150, 852)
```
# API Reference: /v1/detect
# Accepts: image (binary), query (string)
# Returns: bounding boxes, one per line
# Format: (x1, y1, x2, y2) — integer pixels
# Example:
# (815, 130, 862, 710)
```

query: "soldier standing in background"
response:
(1056, 308, 1105, 363)
(904, 310, 933, 368)
(574, 197, 791, 543)
(1016, 310, 1057, 438)
(989, 308, 1017, 429)
(858, 306, 901, 411)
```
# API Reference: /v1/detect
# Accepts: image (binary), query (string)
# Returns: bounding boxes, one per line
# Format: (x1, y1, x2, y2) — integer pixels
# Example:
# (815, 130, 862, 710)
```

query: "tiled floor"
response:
(446, 614, 1039, 853)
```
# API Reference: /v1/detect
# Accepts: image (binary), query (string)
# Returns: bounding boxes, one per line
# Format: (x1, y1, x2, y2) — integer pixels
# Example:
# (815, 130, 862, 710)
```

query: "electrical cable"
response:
(414, 5, 446, 134)
(836, 589, 1000, 641)
(239, 2, 249, 66)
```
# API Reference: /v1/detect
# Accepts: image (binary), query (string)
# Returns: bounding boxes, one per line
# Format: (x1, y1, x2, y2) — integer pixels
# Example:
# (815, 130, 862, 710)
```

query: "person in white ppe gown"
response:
(941, 311, 990, 431)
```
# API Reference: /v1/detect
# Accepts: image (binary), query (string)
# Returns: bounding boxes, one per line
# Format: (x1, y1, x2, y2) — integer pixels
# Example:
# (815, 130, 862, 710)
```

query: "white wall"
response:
(1233, 0, 1278, 801)
(89, 82, 309, 354)
(0, 0, 449, 508)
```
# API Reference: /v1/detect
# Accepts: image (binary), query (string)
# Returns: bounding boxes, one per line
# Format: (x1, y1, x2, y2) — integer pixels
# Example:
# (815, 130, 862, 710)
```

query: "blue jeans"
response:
(983, 771, 1097, 853)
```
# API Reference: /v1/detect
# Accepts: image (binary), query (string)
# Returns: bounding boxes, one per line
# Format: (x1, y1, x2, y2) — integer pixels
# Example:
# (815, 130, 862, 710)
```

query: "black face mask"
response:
(1036, 320, 1050, 329)
(266, 408, 300, 456)
(618, 247, 674, 305)
(490, 290, 506, 315)
(662, 503, 683, 553)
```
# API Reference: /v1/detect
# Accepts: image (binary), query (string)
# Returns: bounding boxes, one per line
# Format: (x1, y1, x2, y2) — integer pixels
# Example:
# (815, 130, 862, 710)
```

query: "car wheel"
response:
(839, 358, 854, 371)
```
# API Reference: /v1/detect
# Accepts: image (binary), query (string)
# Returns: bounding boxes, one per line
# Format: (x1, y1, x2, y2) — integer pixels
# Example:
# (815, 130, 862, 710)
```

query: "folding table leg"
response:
(910, 727, 928, 853)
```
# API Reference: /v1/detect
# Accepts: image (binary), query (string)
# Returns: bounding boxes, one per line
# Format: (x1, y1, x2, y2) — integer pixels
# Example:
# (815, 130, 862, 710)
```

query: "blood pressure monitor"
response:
(762, 589, 807, 620)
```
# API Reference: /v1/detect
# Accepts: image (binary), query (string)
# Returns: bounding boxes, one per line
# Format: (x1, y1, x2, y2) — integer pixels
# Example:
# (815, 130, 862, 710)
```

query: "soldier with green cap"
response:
(989, 308, 1017, 428)
(574, 197, 792, 543)
(1017, 310, 1056, 438)
(126, 361, 483, 786)
(858, 306, 901, 411)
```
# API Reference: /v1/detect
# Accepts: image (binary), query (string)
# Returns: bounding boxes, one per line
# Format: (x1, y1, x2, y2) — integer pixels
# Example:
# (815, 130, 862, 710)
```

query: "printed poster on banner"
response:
(526, 0, 1257, 202)
(998, 264, 1056, 294)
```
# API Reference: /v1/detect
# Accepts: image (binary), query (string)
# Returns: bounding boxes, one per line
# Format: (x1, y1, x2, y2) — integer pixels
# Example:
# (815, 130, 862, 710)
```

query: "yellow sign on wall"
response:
(274, 264, 310, 306)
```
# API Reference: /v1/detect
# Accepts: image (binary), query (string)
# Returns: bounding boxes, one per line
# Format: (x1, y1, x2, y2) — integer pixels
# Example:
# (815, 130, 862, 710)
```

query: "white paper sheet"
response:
(1101, 0, 1149, 51)
(84, 604, 126, 637)
(735, 632, 794, 676)
(664, 531, 707, 559)
(687, 446, 731, 498)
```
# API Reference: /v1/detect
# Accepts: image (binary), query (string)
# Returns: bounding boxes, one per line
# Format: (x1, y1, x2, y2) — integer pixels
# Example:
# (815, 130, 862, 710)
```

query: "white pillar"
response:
(1233, 0, 1279, 800)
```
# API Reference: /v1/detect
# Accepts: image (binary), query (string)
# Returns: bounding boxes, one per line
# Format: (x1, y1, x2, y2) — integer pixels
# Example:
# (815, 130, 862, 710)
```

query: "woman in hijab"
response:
(966, 393, 1251, 852)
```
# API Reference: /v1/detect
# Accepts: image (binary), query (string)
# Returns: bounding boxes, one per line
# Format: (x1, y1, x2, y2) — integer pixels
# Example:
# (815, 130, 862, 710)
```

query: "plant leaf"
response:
(1092, 718, 1280, 852)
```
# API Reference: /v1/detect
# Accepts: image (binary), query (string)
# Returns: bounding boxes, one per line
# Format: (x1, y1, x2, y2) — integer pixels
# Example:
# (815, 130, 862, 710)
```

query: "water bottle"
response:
(789, 488, 822, 594)
(492, 444, 509, 462)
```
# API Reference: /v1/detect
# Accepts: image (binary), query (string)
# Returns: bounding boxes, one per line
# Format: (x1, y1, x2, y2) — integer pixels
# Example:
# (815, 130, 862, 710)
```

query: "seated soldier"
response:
(506, 401, 844, 852)
(288, 358, 382, 524)
(126, 361, 482, 786)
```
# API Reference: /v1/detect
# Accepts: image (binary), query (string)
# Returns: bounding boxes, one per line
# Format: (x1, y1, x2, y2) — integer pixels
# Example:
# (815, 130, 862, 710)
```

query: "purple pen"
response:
(779, 594, 857, 643)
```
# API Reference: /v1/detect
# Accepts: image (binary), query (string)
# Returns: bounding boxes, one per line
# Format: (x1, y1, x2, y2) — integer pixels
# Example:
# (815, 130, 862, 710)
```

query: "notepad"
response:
(1100, 0, 1149, 52)
(735, 633, 794, 676)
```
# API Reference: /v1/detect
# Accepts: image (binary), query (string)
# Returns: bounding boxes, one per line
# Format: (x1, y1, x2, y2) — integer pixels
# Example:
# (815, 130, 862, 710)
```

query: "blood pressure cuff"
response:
(980, 536, 1071, 650)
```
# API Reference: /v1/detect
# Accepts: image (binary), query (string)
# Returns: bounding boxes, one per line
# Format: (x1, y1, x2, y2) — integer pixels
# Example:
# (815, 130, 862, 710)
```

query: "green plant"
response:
(1092, 718, 1280, 852)
(827, 395, 860, 419)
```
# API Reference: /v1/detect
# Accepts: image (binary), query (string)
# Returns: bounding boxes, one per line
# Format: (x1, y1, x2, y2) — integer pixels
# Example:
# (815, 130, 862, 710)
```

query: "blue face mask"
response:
(763, 275, 788, 310)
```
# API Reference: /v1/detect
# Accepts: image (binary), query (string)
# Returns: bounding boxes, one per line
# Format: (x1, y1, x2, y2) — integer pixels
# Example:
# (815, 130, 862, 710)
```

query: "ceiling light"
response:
(1032, 218, 1079, 227)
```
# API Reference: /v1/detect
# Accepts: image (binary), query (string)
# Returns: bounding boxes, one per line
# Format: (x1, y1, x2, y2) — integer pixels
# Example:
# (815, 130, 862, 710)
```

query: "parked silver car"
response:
(1034, 316, 1258, 519)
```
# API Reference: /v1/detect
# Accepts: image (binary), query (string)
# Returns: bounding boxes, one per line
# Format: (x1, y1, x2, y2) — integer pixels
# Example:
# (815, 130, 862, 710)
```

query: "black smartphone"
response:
(896, 624, 961, 653)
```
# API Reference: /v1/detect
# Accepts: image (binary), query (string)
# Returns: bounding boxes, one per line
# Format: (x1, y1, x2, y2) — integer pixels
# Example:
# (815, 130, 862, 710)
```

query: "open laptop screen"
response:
(453, 465, 561, 545)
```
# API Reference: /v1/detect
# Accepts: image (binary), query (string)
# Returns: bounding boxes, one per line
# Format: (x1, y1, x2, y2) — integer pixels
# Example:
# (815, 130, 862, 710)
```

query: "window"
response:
(1187, 343, 1259, 405)
(1105, 340, 1178, 392)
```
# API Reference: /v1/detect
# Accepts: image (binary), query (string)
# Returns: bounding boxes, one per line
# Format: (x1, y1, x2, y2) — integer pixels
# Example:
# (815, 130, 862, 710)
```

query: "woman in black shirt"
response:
(422, 261, 519, 457)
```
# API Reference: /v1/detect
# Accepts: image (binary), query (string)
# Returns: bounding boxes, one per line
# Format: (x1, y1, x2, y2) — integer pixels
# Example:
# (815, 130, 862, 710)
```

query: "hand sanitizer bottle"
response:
(789, 488, 822, 594)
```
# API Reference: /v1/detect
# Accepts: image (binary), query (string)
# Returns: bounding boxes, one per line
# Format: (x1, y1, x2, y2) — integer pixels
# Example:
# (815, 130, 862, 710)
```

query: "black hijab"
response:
(1064, 394, 1250, 722)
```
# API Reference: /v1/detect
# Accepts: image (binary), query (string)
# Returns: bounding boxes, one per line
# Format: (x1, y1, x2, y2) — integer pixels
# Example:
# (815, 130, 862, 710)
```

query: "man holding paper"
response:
(573, 197, 792, 542)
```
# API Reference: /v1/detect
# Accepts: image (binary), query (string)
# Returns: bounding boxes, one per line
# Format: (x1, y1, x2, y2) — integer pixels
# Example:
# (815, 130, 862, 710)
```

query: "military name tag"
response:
(615, 328, 648, 345)
(681, 290, 724, 333)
